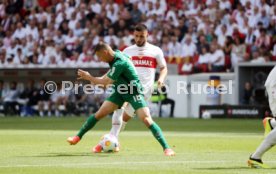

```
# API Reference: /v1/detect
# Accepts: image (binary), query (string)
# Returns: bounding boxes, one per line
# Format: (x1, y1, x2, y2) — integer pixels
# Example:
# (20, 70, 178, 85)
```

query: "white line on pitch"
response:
(0, 161, 234, 168)
(1, 160, 276, 168)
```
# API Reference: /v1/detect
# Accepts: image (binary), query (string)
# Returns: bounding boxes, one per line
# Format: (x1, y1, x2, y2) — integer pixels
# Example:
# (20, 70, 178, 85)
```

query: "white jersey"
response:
(123, 42, 166, 98)
(265, 65, 276, 87)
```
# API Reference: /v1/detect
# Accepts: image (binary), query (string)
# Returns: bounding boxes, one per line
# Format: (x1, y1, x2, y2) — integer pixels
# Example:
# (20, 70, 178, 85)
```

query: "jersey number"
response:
(133, 95, 142, 102)
(110, 67, 116, 76)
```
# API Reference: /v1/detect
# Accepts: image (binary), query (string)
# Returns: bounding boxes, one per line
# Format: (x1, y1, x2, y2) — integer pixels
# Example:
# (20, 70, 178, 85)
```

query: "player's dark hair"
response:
(94, 42, 110, 52)
(134, 24, 148, 32)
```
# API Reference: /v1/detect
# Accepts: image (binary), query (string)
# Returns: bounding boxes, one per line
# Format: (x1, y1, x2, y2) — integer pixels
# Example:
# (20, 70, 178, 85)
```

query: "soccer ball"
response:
(99, 134, 119, 152)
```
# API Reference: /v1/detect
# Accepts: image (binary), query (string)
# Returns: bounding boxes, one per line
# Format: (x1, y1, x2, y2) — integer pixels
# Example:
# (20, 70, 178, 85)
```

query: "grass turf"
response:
(0, 117, 276, 174)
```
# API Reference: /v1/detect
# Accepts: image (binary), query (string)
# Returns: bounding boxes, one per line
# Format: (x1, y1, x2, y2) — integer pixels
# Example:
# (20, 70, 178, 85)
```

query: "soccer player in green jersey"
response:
(67, 42, 175, 156)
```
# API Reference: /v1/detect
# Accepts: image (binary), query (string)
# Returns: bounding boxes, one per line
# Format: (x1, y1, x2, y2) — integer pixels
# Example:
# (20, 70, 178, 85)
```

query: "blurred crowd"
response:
(0, 79, 107, 117)
(0, 78, 175, 117)
(0, 0, 275, 74)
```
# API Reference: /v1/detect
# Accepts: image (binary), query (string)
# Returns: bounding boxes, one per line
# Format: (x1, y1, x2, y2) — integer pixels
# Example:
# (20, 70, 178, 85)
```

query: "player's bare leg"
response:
(136, 107, 175, 156)
(67, 101, 118, 145)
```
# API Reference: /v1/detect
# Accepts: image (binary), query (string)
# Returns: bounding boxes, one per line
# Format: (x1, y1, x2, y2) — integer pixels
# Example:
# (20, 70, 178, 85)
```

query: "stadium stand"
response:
(0, 0, 275, 69)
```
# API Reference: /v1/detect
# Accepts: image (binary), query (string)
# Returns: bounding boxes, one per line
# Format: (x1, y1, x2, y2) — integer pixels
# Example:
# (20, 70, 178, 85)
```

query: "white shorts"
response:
(266, 83, 276, 116)
(124, 90, 151, 118)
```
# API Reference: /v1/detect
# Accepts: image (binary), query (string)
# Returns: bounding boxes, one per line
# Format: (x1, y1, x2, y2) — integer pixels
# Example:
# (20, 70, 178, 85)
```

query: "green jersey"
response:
(105, 50, 147, 110)
(107, 50, 143, 94)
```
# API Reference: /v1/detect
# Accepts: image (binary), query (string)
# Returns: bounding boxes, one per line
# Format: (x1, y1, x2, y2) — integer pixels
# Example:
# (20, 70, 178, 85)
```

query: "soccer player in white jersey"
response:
(248, 66, 276, 168)
(93, 24, 168, 153)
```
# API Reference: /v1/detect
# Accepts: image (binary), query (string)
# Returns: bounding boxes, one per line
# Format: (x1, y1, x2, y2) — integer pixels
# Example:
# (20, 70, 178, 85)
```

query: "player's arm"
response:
(97, 71, 110, 89)
(157, 66, 168, 88)
(77, 69, 114, 88)
(99, 71, 109, 79)
(156, 47, 168, 88)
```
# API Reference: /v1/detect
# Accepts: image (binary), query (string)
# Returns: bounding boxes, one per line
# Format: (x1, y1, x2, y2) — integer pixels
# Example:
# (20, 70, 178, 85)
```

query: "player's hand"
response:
(157, 79, 164, 88)
(77, 69, 92, 81)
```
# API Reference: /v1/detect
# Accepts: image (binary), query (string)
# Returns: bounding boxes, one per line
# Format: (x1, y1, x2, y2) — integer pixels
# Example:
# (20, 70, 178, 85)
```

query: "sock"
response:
(120, 121, 127, 132)
(149, 122, 170, 150)
(251, 128, 276, 159)
(77, 114, 98, 139)
(270, 118, 276, 128)
(55, 110, 60, 117)
(109, 109, 123, 138)
(39, 111, 44, 117)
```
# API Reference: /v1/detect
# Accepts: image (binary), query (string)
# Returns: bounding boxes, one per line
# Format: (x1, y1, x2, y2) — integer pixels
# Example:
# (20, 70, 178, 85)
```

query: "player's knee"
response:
(122, 113, 131, 122)
(143, 116, 153, 127)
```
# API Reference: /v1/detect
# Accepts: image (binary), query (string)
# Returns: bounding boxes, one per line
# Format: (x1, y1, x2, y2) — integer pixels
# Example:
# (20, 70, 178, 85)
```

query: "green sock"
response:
(77, 114, 98, 139)
(149, 122, 170, 150)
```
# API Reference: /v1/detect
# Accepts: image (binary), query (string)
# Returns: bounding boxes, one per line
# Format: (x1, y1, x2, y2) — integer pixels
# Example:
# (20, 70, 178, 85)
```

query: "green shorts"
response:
(106, 90, 147, 111)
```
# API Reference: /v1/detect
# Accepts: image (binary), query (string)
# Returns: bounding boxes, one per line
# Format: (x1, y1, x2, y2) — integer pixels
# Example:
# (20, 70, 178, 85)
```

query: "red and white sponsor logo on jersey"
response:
(131, 56, 157, 68)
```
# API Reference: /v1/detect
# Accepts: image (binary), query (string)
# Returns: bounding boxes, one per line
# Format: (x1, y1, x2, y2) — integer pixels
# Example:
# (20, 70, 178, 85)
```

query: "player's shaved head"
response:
(94, 42, 111, 52)
(94, 42, 114, 63)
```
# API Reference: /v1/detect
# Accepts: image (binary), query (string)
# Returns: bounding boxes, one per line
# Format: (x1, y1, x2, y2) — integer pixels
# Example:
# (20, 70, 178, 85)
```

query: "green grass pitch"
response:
(0, 117, 276, 174)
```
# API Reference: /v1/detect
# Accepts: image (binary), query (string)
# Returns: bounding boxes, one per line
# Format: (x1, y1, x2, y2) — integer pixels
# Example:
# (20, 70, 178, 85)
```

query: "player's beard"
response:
(136, 41, 146, 47)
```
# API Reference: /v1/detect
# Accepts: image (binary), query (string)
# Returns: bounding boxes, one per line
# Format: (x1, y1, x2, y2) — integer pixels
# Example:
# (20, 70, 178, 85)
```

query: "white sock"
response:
(109, 109, 123, 138)
(55, 110, 60, 117)
(251, 128, 276, 159)
(120, 121, 127, 132)
(39, 111, 44, 117)
(270, 118, 276, 128)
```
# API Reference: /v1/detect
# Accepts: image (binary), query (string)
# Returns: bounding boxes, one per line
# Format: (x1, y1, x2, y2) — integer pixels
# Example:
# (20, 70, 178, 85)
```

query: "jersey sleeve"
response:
(107, 62, 124, 81)
(122, 48, 132, 60)
(155, 47, 167, 68)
